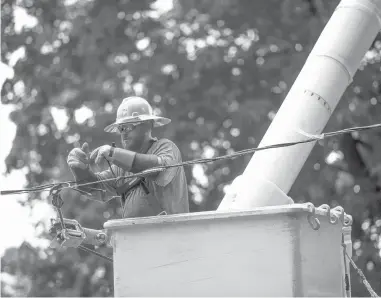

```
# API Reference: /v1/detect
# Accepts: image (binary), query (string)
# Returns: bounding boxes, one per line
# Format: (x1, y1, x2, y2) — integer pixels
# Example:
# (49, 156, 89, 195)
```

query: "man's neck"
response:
(138, 137, 156, 154)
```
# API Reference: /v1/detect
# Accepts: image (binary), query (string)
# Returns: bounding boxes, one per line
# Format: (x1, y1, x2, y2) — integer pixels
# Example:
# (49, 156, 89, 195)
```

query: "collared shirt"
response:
(96, 138, 189, 218)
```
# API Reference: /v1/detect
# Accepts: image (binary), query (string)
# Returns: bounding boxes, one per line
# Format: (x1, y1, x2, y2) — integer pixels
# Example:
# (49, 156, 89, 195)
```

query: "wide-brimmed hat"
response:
(104, 96, 171, 133)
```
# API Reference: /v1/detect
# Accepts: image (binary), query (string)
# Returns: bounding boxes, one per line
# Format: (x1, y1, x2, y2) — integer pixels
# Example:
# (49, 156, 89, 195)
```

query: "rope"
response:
(345, 249, 379, 298)
(1, 122, 380, 196)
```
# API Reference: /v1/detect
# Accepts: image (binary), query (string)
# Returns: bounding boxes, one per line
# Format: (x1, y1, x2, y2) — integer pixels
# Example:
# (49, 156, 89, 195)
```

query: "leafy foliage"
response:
(1, 0, 381, 296)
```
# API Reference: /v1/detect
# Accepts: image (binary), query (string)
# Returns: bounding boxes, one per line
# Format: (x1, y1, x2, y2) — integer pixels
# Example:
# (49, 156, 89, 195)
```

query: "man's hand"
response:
(67, 142, 98, 183)
(90, 145, 113, 166)
(67, 142, 91, 170)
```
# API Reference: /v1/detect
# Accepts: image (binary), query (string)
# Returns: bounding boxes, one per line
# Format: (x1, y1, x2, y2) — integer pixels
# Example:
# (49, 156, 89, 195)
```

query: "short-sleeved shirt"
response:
(96, 138, 189, 218)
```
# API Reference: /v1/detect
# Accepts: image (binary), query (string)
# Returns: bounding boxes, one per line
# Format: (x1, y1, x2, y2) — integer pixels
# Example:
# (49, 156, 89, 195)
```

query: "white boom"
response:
(218, 0, 381, 211)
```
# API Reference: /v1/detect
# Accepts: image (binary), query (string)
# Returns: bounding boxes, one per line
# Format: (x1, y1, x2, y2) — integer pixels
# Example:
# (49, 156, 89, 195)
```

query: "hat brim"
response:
(104, 115, 171, 133)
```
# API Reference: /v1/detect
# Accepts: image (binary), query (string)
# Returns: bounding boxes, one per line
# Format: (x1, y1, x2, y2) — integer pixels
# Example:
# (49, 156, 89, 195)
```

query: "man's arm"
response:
(90, 145, 163, 173)
(113, 139, 180, 186)
(114, 150, 163, 173)
(89, 139, 179, 188)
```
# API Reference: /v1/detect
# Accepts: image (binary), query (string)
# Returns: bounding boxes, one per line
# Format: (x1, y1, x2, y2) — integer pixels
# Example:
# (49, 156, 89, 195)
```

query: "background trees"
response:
(1, 0, 381, 296)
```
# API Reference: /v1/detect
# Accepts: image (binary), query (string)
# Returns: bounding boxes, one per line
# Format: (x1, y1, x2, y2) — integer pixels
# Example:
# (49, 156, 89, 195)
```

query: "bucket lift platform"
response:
(104, 203, 352, 297)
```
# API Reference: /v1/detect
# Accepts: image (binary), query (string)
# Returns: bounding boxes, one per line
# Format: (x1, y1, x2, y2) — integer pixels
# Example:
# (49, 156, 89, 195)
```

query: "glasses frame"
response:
(117, 122, 143, 133)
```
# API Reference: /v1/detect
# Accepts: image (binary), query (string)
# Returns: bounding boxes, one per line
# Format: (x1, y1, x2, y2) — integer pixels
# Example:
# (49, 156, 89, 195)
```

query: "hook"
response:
(306, 203, 321, 231)
(51, 194, 64, 208)
(318, 204, 340, 225)
(343, 214, 353, 226)
(319, 204, 330, 215)
(332, 206, 345, 225)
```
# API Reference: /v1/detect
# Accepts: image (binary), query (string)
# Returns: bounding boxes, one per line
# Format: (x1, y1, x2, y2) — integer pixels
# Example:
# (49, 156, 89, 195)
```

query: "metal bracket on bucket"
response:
(305, 202, 353, 231)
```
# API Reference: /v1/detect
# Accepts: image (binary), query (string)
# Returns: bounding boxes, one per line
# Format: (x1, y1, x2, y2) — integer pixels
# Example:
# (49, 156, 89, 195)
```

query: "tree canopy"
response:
(1, 0, 381, 296)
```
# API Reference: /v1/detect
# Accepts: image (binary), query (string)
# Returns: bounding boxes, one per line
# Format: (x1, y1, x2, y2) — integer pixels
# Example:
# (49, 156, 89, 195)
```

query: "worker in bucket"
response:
(53, 96, 189, 247)
(68, 96, 189, 217)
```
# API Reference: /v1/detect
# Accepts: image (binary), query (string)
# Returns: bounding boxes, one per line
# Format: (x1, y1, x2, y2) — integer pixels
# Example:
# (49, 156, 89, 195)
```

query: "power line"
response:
(1, 123, 380, 196)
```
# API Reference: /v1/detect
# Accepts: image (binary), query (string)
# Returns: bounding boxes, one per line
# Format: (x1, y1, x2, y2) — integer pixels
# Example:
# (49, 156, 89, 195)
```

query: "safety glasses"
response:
(117, 122, 142, 133)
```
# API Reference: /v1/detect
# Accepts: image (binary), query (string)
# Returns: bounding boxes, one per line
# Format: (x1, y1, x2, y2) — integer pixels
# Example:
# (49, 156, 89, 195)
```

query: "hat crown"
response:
(104, 96, 171, 133)
(116, 96, 153, 121)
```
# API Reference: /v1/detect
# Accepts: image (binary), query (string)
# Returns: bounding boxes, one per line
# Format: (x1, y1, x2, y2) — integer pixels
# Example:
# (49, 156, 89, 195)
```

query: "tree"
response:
(1, 0, 381, 296)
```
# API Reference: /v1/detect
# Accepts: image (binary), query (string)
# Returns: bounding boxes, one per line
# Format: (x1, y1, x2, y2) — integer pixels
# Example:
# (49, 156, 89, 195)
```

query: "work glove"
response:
(90, 145, 114, 166)
(67, 142, 92, 181)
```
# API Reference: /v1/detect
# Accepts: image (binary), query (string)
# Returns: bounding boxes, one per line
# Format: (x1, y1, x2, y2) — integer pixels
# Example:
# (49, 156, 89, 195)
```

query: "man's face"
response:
(118, 121, 151, 151)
